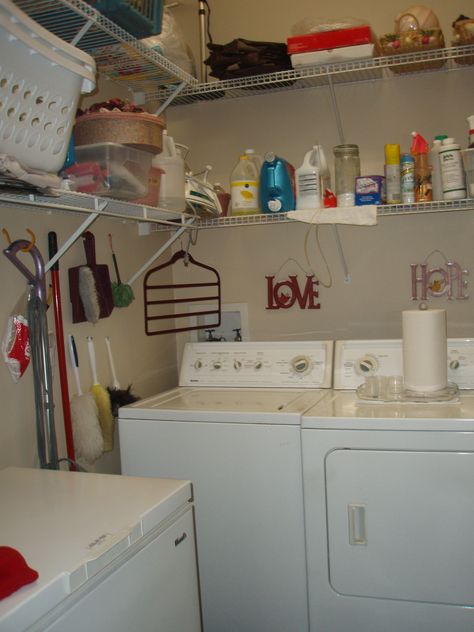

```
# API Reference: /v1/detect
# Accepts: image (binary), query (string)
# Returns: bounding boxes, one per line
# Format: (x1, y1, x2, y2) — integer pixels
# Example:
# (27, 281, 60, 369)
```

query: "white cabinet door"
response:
(326, 449, 474, 605)
(39, 508, 201, 632)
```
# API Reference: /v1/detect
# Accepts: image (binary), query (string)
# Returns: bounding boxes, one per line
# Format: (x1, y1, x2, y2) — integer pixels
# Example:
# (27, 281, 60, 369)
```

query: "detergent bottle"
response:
(230, 155, 259, 215)
(295, 145, 329, 210)
(152, 131, 186, 212)
(259, 152, 295, 213)
(411, 132, 432, 202)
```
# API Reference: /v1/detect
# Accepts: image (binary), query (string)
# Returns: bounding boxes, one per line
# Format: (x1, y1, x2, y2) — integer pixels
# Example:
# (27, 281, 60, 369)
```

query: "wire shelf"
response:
(147, 199, 474, 231)
(0, 189, 195, 226)
(14, 0, 197, 95)
(149, 44, 474, 107)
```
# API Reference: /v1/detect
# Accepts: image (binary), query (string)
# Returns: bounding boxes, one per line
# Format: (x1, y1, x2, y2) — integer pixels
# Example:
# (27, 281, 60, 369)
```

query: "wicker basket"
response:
(452, 18, 474, 65)
(74, 111, 165, 154)
(380, 13, 445, 74)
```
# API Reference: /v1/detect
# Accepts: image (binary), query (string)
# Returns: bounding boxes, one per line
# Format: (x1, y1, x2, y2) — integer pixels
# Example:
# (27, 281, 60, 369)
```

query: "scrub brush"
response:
(86, 336, 114, 451)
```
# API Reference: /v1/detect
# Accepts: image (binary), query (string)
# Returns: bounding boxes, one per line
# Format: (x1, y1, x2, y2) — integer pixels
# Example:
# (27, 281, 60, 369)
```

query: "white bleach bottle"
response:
(439, 137, 467, 200)
(295, 145, 329, 210)
(153, 131, 186, 212)
(429, 135, 447, 201)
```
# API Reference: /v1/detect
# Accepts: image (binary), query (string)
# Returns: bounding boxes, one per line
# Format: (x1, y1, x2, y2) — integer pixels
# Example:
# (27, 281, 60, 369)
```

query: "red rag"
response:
(0, 546, 39, 600)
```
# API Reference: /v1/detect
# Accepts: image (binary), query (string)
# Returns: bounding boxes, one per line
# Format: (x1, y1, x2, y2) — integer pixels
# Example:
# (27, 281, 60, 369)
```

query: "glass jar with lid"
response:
(333, 144, 361, 207)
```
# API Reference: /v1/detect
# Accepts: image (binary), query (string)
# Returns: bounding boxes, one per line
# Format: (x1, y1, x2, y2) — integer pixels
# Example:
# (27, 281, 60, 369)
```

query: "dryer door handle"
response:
(348, 503, 367, 545)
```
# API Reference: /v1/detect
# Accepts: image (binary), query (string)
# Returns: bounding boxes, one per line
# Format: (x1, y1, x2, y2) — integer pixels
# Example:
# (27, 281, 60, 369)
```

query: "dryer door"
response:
(326, 449, 474, 605)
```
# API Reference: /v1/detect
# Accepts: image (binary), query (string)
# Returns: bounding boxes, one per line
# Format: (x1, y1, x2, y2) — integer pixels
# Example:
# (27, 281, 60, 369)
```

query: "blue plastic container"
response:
(259, 153, 295, 213)
(86, 0, 164, 37)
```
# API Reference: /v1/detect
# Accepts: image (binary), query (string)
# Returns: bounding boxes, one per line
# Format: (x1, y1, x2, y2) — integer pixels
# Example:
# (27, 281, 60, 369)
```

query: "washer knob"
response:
(194, 359, 203, 370)
(213, 361, 222, 370)
(449, 359, 460, 370)
(254, 361, 263, 370)
(291, 356, 311, 374)
(234, 360, 242, 370)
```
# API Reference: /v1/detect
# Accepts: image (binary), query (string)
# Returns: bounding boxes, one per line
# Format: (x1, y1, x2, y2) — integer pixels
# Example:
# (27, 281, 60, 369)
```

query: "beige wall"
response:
(1, 1, 472, 470)
(164, 0, 474, 355)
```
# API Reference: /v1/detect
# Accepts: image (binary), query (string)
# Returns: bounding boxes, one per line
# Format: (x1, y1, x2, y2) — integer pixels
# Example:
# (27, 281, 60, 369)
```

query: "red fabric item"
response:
(0, 547, 39, 600)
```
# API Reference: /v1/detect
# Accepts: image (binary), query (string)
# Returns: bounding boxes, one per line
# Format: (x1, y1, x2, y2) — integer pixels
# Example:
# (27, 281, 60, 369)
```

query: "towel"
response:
(0, 547, 38, 600)
(287, 206, 378, 226)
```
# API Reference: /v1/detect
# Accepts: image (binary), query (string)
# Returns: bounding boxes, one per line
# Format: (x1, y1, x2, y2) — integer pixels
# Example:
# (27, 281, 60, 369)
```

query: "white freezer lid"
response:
(0, 467, 192, 632)
(119, 386, 329, 424)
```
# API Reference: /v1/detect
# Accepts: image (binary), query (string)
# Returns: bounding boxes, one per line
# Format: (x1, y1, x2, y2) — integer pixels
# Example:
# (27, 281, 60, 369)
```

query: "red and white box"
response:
(287, 25, 376, 54)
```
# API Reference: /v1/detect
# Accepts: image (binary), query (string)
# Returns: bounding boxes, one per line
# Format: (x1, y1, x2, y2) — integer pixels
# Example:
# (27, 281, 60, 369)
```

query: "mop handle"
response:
(105, 337, 120, 390)
(87, 336, 99, 386)
(67, 335, 83, 396)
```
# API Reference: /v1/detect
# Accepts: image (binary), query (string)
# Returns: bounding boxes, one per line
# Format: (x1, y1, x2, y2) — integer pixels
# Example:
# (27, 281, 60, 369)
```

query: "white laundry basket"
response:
(0, 0, 96, 173)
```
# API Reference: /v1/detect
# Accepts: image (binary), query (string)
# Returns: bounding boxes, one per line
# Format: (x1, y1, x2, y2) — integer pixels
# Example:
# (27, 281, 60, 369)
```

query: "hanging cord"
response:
(201, 0, 213, 44)
(302, 211, 333, 289)
(27, 286, 59, 469)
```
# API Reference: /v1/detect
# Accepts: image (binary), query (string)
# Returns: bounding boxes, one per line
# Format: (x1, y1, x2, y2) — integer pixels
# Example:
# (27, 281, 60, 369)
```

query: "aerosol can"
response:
(295, 145, 329, 209)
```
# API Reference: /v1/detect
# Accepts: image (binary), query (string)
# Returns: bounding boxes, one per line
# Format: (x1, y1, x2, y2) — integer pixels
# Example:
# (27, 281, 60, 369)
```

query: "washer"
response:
(302, 339, 474, 632)
(119, 341, 333, 632)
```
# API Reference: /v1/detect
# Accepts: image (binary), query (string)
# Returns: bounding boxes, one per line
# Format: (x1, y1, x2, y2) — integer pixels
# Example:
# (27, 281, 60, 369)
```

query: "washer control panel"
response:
(334, 339, 474, 389)
(179, 341, 333, 388)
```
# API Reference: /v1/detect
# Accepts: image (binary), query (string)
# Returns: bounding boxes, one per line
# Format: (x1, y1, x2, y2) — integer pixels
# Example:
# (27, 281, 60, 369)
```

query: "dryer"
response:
(302, 339, 474, 632)
(119, 341, 333, 632)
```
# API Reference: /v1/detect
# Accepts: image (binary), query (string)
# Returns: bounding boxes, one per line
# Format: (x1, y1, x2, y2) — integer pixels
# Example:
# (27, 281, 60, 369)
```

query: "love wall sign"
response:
(266, 275, 320, 310)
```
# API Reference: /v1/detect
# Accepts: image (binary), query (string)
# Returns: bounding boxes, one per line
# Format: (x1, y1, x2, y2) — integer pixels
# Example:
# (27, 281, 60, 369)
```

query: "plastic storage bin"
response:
(70, 142, 153, 200)
(86, 0, 164, 37)
(0, 0, 96, 173)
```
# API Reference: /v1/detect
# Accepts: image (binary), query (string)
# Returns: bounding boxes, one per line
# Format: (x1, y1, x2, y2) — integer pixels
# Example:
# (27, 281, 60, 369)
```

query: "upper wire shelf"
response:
(13, 0, 197, 96)
(149, 44, 474, 107)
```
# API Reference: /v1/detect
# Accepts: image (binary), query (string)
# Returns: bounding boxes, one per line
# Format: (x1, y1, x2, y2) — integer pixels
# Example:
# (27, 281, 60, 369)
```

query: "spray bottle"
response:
(467, 115, 474, 148)
(411, 132, 432, 202)
(295, 145, 329, 210)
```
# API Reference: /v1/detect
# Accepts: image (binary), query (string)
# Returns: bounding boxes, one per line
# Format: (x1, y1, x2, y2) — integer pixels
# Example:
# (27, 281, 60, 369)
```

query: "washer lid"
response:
(119, 387, 329, 424)
(0, 468, 191, 631)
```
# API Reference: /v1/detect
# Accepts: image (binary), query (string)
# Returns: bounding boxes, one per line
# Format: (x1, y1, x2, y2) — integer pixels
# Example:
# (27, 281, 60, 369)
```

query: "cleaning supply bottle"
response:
(468, 115, 474, 148)
(295, 145, 329, 210)
(429, 135, 447, 201)
(439, 137, 467, 200)
(230, 155, 259, 216)
(259, 152, 295, 213)
(400, 153, 415, 204)
(152, 131, 186, 212)
(411, 132, 432, 202)
(244, 148, 264, 174)
(384, 144, 401, 204)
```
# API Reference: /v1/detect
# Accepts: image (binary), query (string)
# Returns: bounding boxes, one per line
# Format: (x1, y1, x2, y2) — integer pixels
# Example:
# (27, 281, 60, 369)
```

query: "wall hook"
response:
(2, 227, 36, 252)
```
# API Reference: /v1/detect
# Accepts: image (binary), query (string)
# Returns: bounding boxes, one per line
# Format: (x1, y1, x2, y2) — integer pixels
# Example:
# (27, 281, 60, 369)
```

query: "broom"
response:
(86, 336, 114, 452)
(67, 335, 103, 463)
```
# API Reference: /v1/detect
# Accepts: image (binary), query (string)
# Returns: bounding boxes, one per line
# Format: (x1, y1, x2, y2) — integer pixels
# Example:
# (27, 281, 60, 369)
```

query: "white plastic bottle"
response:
(429, 135, 446, 201)
(152, 131, 186, 212)
(439, 137, 467, 200)
(295, 145, 329, 210)
(244, 148, 264, 174)
(230, 155, 259, 215)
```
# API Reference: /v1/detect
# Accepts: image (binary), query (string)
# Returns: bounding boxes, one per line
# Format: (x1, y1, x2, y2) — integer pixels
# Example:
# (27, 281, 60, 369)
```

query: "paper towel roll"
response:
(402, 309, 447, 392)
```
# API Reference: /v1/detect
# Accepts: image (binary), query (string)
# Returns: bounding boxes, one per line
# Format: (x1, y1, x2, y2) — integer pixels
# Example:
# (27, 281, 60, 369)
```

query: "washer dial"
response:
(356, 354, 379, 375)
